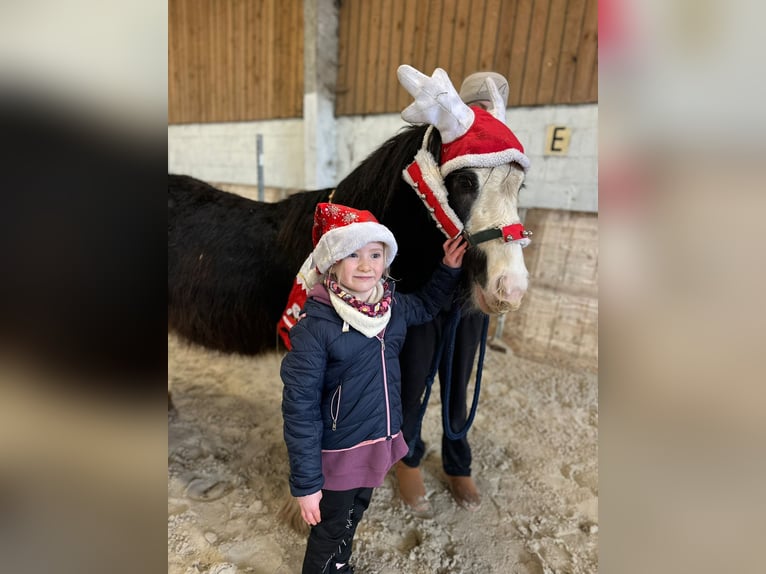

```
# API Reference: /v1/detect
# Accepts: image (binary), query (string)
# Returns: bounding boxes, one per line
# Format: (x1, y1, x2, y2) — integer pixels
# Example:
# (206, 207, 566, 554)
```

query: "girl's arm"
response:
(281, 322, 327, 498)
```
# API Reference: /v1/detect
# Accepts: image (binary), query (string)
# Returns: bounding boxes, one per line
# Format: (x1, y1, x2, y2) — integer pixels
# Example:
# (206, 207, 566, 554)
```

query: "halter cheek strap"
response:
(402, 127, 464, 238)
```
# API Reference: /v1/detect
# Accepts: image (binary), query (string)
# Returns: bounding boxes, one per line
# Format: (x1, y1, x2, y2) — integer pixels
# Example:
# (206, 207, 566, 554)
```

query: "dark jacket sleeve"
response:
(280, 319, 327, 497)
(396, 263, 461, 327)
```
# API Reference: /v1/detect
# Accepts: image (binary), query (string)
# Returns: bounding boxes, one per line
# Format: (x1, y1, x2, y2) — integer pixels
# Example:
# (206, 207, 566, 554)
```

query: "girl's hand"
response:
(297, 491, 323, 526)
(442, 235, 468, 269)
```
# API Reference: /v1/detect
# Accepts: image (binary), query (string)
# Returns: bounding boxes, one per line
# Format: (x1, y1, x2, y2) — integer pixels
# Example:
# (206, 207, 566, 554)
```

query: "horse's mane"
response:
(332, 124, 442, 219)
(276, 124, 443, 274)
(276, 188, 333, 263)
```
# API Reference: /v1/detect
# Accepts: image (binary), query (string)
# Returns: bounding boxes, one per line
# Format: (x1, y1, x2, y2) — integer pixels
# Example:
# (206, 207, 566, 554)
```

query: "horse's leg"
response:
(438, 308, 485, 510)
(397, 316, 443, 517)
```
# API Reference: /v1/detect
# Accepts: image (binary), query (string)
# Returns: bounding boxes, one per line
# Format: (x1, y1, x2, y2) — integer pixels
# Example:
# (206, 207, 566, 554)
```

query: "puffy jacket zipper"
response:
(330, 385, 342, 431)
(377, 330, 391, 439)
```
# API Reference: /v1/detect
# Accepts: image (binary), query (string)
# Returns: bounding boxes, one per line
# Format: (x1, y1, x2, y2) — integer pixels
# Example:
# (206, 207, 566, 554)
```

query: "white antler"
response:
(397, 65, 474, 144)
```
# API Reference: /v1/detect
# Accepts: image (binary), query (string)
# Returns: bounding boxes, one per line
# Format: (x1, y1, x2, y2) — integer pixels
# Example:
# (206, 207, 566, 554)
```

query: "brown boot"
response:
(395, 462, 434, 518)
(446, 475, 481, 511)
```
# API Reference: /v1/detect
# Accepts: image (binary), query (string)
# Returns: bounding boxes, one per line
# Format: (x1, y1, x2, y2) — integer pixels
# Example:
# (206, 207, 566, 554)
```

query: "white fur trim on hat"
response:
(440, 148, 531, 177)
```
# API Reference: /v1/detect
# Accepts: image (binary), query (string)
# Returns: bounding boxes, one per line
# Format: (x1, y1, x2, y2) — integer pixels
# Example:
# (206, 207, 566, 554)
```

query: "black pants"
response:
(302, 487, 373, 574)
(399, 307, 484, 477)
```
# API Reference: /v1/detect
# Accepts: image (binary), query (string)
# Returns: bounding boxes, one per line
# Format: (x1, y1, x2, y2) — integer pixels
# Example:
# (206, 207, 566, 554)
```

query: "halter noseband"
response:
(463, 223, 532, 247)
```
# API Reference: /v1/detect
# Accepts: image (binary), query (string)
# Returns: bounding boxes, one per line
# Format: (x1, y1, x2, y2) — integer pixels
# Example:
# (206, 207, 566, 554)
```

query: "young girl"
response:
(281, 203, 466, 573)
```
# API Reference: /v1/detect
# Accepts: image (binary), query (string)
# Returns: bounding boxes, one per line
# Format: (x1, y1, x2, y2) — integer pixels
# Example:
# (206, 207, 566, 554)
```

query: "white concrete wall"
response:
(167, 103, 598, 211)
(167, 120, 305, 189)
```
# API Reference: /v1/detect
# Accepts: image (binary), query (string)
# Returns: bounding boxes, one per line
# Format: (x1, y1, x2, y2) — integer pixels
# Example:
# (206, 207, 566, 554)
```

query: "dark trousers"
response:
(399, 307, 484, 477)
(302, 487, 373, 574)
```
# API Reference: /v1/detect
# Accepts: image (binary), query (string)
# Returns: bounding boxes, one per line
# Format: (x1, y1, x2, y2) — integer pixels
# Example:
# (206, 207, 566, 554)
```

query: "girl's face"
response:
(334, 241, 386, 299)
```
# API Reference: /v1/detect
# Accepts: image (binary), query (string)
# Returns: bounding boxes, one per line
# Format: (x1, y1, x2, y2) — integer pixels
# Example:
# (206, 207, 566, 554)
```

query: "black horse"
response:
(169, 65, 531, 517)
(168, 121, 527, 354)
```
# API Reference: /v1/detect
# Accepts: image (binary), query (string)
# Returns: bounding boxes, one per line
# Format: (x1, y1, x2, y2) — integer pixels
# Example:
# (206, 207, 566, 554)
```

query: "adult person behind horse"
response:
(395, 71, 511, 517)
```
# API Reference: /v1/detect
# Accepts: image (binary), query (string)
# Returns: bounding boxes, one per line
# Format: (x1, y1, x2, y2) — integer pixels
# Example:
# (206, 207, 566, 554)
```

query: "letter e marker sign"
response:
(545, 125, 571, 156)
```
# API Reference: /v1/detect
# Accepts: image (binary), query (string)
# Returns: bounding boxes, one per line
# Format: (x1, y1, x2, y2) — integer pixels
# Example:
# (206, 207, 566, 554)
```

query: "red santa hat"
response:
(439, 107, 530, 176)
(277, 203, 398, 349)
(304, 203, 398, 279)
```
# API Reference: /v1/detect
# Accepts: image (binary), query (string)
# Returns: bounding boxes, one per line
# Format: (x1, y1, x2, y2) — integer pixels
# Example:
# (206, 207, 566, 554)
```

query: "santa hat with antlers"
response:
(397, 65, 530, 238)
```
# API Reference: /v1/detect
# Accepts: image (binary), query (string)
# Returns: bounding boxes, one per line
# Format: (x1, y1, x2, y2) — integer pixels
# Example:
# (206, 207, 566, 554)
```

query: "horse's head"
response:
(398, 65, 530, 315)
(446, 163, 528, 314)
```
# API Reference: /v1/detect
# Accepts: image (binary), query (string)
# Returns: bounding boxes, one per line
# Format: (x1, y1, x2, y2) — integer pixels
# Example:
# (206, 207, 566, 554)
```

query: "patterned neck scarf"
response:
(324, 276, 392, 317)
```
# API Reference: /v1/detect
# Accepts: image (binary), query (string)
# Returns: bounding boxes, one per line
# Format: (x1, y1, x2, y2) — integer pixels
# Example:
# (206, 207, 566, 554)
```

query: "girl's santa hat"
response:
(278, 203, 398, 349)
(300, 203, 398, 287)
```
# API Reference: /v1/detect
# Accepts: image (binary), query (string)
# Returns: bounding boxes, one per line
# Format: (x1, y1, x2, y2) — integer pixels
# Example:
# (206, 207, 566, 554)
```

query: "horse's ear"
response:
(484, 79, 507, 124)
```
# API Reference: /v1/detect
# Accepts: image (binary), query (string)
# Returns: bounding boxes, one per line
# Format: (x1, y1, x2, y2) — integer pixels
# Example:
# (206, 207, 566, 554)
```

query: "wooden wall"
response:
(499, 209, 598, 372)
(336, 0, 598, 115)
(168, 0, 304, 124)
(169, 0, 598, 122)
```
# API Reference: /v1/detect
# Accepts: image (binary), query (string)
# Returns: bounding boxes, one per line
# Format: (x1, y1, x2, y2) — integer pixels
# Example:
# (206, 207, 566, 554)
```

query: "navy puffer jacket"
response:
(281, 263, 460, 496)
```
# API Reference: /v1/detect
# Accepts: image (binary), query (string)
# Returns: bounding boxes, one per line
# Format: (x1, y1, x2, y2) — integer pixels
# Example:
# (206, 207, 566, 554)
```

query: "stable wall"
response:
(167, 103, 598, 212)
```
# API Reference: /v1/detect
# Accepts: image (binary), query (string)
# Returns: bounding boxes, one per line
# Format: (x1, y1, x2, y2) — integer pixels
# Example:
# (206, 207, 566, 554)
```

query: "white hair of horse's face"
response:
(465, 163, 529, 314)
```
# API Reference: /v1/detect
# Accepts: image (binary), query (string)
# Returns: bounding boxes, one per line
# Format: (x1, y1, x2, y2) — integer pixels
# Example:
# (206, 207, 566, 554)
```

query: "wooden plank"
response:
(437, 0, 458, 70)
(274, 0, 292, 118)
(572, 0, 597, 102)
(347, 0, 363, 115)
(193, 0, 205, 122)
(554, 0, 587, 104)
(336, 0, 353, 114)
(242, 0, 255, 120)
(588, 44, 598, 102)
(492, 0, 519, 85)
(384, 0, 407, 111)
(450, 0, 472, 80)
(477, 0, 501, 69)
(168, 0, 179, 123)
(285, 0, 300, 118)
(267, 0, 278, 118)
(364, 0, 384, 113)
(373, 2, 393, 113)
(423, 0, 443, 74)
(462, 0, 486, 74)
(209, 0, 221, 121)
(508, 0, 532, 107)
(537, 0, 568, 104)
(362, 2, 385, 113)
(354, 0, 373, 113)
(230, 0, 240, 118)
(294, 0, 304, 117)
(396, 0, 425, 112)
(520, 0, 550, 105)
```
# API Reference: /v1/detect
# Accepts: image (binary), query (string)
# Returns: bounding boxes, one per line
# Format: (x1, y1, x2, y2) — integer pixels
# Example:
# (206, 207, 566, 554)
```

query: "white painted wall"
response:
(167, 120, 305, 189)
(167, 103, 598, 211)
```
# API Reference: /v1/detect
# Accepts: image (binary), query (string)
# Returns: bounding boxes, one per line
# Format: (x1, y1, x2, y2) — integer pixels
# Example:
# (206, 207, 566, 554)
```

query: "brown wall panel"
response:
(572, 0, 598, 102)
(169, 0, 597, 123)
(554, 0, 588, 103)
(169, 0, 303, 124)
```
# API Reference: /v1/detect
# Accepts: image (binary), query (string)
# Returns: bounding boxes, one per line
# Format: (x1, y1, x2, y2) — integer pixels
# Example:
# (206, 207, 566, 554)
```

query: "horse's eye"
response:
(455, 173, 477, 192)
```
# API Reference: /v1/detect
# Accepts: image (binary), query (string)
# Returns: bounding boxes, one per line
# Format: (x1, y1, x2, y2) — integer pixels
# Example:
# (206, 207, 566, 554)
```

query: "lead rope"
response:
(412, 303, 490, 442)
